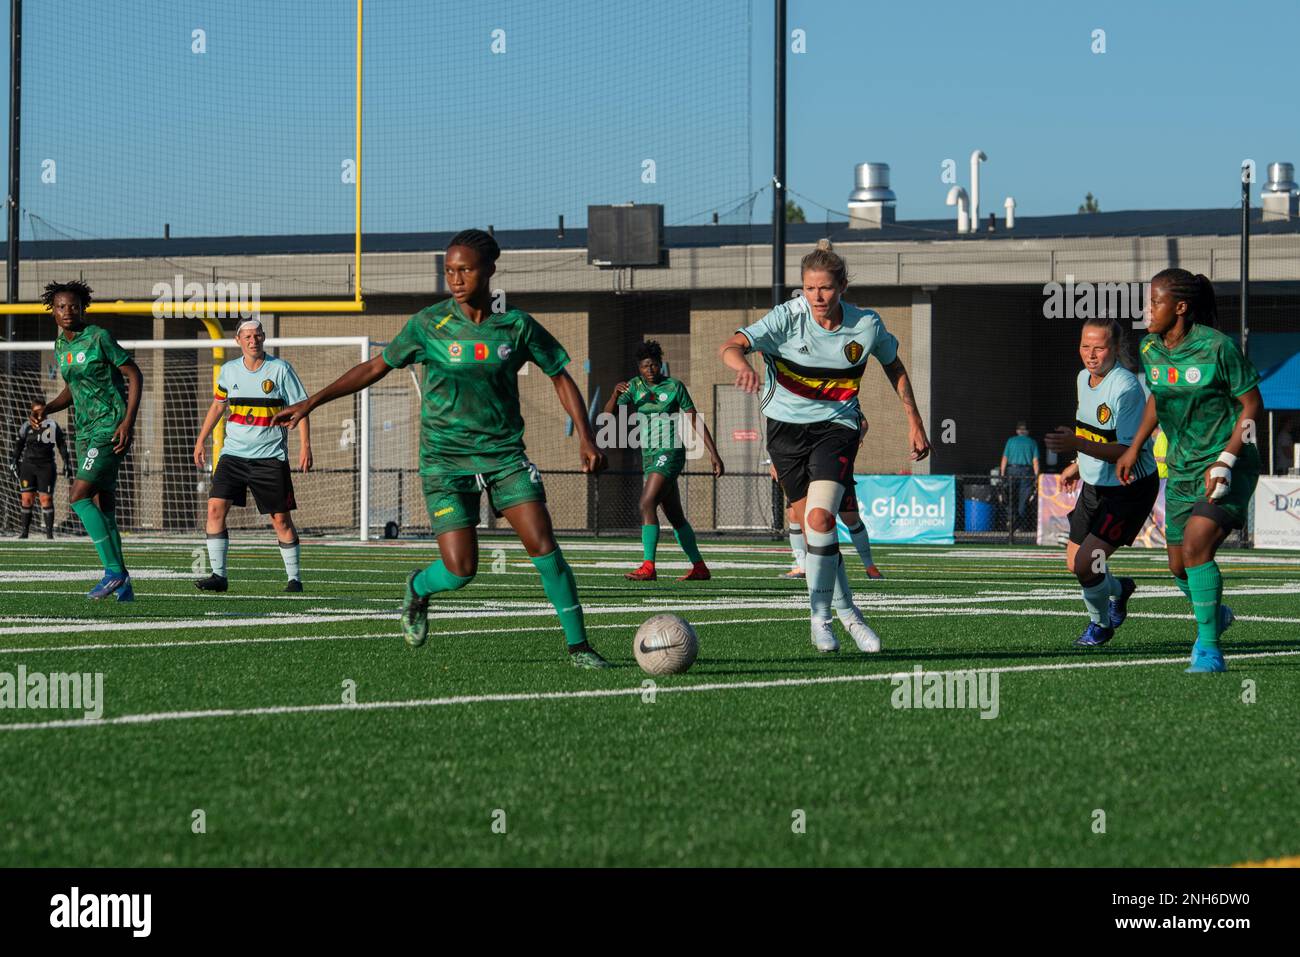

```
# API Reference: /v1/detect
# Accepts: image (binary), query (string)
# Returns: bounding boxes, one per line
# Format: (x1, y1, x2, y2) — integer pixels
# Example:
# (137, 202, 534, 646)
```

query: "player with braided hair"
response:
(1117, 269, 1264, 673)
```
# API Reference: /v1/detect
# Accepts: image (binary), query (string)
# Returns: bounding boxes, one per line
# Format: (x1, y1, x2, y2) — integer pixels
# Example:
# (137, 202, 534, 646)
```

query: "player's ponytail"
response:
(801, 238, 849, 287)
(1151, 267, 1217, 328)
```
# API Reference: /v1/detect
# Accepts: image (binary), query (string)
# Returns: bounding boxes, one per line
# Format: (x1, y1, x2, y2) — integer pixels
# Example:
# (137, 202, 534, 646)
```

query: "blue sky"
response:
(3, 1, 1297, 239)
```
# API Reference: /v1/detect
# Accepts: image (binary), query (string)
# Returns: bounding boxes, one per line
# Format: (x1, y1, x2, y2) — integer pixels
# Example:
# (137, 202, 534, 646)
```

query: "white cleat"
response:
(811, 618, 840, 653)
(837, 606, 882, 653)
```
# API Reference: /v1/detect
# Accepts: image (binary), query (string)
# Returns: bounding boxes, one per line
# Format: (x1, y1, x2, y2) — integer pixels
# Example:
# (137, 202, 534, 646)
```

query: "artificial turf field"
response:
(0, 534, 1297, 868)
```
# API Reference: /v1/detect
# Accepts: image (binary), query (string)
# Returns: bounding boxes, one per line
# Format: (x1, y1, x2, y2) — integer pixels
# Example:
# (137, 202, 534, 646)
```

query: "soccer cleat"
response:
(779, 566, 806, 580)
(678, 561, 711, 581)
(114, 577, 135, 603)
(285, 579, 303, 593)
(864, 564, 885, 580)
(625, 561, 657, 581)
(836, 606, 881, 653)
(1108, 577, 1137, 627)
(88, 570, 129, 600)
(1185, 646, 1227, 674)
(1074, 621, 1115, 647)
(568, 648, 615, 670)
(811, 618, 840, 653)
(195, 574, 229, 593)
(400, 570, 430, 648)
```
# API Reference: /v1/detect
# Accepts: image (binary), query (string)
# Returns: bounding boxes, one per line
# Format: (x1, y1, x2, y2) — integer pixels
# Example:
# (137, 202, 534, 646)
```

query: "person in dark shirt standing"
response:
(10, 399, 72, 539)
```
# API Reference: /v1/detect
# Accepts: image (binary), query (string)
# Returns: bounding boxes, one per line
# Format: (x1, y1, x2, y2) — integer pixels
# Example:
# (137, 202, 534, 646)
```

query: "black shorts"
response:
(18, 463, 55, 495)
(767, 418, 860, 503)
(1068, 474, 1159, 547)
(210, 454, 296, 514)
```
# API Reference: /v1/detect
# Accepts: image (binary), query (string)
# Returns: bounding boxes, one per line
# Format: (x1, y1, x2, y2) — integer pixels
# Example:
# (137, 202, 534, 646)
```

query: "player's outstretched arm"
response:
(54, 422, 71, 475)
(43, 385, 73, 417)
(296, 415, 313, 473)
(112, 360, 143, 454)
(719, 333, 760, 394)
(273, 354, 392, 429)
(550, 369, 606, 474)
(193, 398, 227, 469)
(881, 356, 931, 462)
(685, 410, 725, 477)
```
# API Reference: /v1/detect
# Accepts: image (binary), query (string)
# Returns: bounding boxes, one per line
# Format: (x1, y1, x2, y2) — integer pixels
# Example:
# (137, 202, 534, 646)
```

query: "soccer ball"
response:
(633, 614, 698, 675)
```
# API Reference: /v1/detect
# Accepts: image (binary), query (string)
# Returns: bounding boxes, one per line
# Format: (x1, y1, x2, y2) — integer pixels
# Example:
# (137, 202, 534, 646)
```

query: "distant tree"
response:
(1078, 192, 1100, 214)
(785, 200, 807, 223)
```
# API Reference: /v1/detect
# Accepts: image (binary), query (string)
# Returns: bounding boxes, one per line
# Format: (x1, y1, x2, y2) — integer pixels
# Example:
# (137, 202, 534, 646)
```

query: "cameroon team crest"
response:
(1096, 403, 1112, 425)
(843, 340, 864, 364)
(261, 379, 275, 394)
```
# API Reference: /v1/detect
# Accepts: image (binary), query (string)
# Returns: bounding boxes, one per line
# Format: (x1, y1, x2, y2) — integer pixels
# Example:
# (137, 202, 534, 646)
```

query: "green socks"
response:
(531, 548, 587, 647)
(1174, 575, 1192, 600)
(641, 524, 659, 563)
(72, 499, 125, 574)
(1185, 562, 1224, 650)
(413, 560, 474, 597)
(673, 523, 703, 564)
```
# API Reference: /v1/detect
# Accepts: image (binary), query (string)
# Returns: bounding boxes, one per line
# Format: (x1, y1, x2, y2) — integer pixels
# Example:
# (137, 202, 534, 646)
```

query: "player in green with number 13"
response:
(274, 230, 614, 669)
(41, 280, 143, 601)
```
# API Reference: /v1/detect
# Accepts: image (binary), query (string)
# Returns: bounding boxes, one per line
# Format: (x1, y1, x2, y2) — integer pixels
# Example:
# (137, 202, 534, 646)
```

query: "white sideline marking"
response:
(4, 649, 1299, 733)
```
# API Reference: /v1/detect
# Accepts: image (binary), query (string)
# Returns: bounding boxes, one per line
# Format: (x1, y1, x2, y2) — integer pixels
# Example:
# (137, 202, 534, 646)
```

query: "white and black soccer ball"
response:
(633, 613, 698, 675)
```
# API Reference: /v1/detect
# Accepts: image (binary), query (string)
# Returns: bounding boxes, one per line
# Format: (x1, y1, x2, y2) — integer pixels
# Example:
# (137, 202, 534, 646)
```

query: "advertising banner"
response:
(838, 475, 956, 545)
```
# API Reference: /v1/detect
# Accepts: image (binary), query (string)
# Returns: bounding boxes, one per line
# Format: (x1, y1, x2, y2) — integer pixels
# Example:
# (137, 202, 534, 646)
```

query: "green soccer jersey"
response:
(617, 375, 695, 456)
(54, 324, 132, 445)
(1139, 323, 1261, 477)
(382, 299, 570, 475)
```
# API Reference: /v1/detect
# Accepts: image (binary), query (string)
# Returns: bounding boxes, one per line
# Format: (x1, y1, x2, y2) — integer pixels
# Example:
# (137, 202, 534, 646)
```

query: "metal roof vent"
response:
(847, 163, 896, 229)
(1262, 162, 1298, 221)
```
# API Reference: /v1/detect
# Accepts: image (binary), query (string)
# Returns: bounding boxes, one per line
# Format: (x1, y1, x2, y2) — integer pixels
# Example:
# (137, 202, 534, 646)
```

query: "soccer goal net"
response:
(0, 336, 412, 541)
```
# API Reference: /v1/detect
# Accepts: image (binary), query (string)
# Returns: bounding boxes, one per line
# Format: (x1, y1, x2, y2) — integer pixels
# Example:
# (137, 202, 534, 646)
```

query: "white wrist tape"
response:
(1209, 465, 1232, 500)
(1217, 451, 1238, 469)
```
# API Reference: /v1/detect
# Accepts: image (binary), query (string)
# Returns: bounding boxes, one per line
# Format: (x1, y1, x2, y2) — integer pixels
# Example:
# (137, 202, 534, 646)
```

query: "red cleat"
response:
(678, 561, 711, 581)
(625, 561, 657, 581)
(864, 564, 885, 580)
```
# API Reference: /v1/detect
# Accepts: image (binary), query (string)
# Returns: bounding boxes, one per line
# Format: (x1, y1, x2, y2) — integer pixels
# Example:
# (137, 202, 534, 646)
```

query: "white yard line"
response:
(4, 648, 1299, 733)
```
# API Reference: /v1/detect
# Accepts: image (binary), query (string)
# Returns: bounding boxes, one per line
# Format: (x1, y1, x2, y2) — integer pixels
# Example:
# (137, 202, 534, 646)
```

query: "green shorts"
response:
(1164, 465, 1259, 545)
(422, 459, 546, 536)
(642, 448, 686, 481)
(74, 438, 126, 493)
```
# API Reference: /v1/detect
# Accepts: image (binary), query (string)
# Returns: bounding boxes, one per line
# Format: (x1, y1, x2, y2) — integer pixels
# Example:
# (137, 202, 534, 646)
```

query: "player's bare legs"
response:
(1066, 533, 1127, 646)
(197, 497, 234, 593)
(269, 511, 303, 591)
(627, 471, 667, 580)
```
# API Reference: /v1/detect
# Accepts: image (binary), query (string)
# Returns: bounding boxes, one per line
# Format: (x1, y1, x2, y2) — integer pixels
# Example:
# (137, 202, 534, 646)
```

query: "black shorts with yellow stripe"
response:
(422, 459, 546, 536)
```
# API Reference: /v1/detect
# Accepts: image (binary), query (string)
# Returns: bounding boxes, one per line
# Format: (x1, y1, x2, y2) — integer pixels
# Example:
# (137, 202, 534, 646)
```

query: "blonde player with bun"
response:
(721, 240, 930, 653)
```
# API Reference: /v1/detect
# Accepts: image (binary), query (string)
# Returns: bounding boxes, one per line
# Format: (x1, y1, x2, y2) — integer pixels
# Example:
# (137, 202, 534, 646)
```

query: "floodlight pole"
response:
(5, 0, 21, 374)
(1239, 164, 1250, 360)
(772, 0, 786, 307)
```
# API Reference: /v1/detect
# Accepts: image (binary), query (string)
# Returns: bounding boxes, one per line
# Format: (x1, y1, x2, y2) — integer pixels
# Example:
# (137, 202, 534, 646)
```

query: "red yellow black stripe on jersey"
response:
(215, 385, 228, 400)
(1074, 420, 1117, 444)
(772, 356, 867, 402)
(228, 404, 282, 427)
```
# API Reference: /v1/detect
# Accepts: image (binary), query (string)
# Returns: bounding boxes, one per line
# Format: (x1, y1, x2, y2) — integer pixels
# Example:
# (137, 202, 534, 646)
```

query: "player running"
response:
(10, 399, 72, 539)
(1118, 269, 1263, 674)
(775, 413, 883, 580)
(193, 318, 312, 593)
(720, 239, 930, 653)
(39, 280, 142, 600)
(605, 339, 723, 581)
(274, 229, 613, 669)
(1044, 317, 1158, 648)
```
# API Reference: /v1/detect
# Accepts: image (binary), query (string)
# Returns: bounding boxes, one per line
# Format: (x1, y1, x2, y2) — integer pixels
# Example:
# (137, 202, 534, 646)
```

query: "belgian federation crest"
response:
(843, 340, 865, 364)
(1096, 403, 1112, 425)
(261, 379, 275, 394)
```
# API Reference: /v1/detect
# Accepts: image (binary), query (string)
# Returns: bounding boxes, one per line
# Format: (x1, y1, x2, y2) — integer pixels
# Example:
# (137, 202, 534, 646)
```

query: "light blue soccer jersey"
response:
(737, 296, 899, 427)
(214, 355, 308, 461)
(1074, 365, 1156, 486)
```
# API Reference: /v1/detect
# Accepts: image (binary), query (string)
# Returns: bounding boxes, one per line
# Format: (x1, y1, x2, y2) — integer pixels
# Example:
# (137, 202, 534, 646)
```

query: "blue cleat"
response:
(88, 570, 129, 600)
(1074, 621, 1115, 647)
(114, 576, 134, 602)
(1185, 645, 1227, 674)
(1108, 577, 1137, 627)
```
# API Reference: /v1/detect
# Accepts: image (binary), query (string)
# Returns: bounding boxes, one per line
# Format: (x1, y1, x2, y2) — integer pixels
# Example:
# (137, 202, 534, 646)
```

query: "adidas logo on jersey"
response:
(797, 345, 810, 355)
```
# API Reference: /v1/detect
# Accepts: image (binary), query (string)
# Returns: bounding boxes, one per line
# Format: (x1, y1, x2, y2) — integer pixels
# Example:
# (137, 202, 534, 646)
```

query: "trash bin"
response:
(965, 484, 995, 532)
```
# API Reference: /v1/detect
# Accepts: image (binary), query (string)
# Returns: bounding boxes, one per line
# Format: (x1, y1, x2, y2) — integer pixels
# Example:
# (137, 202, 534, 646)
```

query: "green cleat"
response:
(400, 570, 430, 648)
(568, 648, 614, 670)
